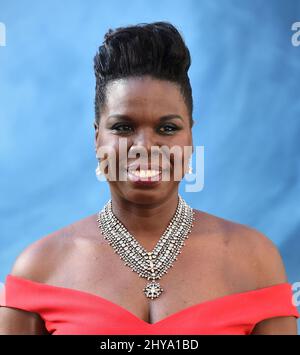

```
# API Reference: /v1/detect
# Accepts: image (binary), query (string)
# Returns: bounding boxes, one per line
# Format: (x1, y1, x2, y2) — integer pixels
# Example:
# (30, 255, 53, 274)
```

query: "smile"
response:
(128, 169, 161, 178)
(126, 168, 163, 185)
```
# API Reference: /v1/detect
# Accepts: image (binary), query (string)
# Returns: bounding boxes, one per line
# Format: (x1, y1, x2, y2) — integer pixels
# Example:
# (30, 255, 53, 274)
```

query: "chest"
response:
(49, 234, 254, 325)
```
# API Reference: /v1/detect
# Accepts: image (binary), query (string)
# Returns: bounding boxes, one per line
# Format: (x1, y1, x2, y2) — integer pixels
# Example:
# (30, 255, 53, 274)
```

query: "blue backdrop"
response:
(0, 0, 299, 330)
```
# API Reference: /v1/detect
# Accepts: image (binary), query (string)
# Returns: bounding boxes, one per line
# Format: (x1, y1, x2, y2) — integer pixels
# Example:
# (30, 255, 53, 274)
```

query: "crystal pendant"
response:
(143, 280, 164, 299)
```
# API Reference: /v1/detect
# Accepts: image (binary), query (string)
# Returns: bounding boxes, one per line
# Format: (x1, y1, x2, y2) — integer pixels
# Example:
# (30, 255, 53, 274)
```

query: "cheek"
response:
(96, 135, 120, 171)
(169, 137, 193, 177)
(97, 139, 129, 177)
(96, 130, 120, 153)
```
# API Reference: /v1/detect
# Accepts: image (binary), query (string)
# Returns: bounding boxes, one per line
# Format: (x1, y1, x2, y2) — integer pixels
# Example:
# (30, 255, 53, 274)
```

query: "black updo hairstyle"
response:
(93, 21, 194, 128)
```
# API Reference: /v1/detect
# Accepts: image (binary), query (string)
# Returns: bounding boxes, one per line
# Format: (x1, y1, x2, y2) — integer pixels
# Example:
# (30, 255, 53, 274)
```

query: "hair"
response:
(93, 21, 194, 128)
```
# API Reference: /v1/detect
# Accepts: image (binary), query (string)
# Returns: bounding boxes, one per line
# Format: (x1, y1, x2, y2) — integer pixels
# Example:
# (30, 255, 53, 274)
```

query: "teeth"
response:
(129, 169, 160, 178)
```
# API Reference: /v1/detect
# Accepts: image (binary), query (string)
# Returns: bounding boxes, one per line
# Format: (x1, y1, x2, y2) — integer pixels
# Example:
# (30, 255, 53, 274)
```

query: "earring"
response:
(95, 161, 102, 181)
(188, 158, 193, 174)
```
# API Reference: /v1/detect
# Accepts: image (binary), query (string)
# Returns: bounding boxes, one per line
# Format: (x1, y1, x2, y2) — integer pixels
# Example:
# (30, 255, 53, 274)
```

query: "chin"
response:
(121, 186, 176, 205)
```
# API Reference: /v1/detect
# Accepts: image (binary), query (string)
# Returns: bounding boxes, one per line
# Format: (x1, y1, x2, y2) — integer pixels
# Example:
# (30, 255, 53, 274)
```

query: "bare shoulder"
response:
(0, 213, 100, 335)
(9, 213, 99, 283)
(193, 208, 288, 288)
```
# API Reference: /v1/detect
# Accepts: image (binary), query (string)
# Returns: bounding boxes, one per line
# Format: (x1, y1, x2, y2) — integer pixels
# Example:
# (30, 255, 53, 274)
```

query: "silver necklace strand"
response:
(96, 194, 195, 299)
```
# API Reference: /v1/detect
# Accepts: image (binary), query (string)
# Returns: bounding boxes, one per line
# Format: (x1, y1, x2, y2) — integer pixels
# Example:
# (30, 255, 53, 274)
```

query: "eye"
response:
(111, 123, 133, 133)
(158, 124, 180, 134)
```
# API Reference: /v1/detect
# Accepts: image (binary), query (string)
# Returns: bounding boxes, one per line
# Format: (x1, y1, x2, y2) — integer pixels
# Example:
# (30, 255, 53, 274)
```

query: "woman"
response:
(0, 21, 299, 335)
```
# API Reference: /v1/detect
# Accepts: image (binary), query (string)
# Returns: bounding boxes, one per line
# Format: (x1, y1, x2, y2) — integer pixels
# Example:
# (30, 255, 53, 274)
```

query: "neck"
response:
(109, 190, 179, 249)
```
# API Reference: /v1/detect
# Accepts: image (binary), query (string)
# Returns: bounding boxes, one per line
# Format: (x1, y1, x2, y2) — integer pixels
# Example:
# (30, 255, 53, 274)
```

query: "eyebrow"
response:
(107, 114, 183, 122)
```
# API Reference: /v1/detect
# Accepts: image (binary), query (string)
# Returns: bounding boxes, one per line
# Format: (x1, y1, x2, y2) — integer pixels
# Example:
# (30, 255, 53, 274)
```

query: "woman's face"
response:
(94, 75, 193, 205)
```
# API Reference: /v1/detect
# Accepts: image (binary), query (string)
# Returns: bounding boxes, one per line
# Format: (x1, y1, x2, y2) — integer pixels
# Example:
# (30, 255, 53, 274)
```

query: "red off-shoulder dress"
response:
(0, 274, 299, 335)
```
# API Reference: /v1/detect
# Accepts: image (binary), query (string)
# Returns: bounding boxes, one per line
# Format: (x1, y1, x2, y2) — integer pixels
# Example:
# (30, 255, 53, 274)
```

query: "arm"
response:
(249, 230, 298, 335)
(0, 307, 50, 335)
(0, 233, 62, 335)
(251, 315, 298, 335)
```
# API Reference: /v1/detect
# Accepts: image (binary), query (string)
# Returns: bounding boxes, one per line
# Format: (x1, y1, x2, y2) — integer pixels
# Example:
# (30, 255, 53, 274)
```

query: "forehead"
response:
(103, 76, 188, 117)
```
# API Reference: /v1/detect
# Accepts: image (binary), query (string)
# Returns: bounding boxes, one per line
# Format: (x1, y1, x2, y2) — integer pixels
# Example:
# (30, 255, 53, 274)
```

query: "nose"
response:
(130, 128, 157, 155)
(126, 128, 171, 172)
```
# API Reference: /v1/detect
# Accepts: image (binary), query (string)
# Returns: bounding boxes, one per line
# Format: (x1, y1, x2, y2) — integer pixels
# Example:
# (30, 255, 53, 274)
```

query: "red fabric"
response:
(0, 274, 299, 335)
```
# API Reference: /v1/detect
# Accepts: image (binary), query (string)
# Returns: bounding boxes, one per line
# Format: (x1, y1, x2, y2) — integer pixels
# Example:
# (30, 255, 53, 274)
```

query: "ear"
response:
(189, 130, 194, 155)
(190, 117, 196, 129)
(94, 121, 99, 150)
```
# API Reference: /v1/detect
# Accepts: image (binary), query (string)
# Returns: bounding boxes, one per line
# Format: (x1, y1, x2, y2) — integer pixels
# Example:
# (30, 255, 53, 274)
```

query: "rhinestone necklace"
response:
(96, 194, 195, 299)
